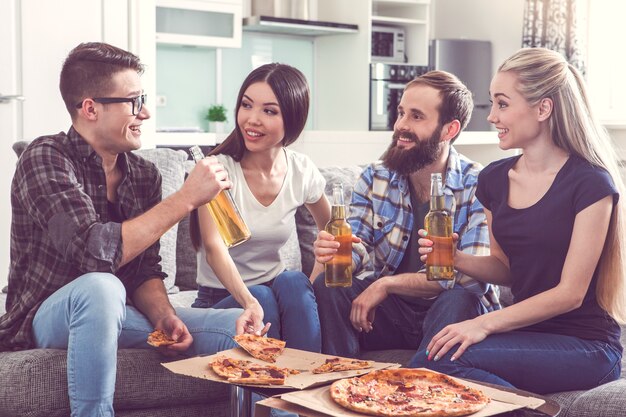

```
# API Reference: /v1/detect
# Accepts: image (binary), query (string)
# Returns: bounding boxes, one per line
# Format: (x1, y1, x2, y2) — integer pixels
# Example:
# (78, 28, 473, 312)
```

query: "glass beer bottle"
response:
(189, 146, 251, 248)
(325, 183, 353, 287)
(425, 173, 455, 280)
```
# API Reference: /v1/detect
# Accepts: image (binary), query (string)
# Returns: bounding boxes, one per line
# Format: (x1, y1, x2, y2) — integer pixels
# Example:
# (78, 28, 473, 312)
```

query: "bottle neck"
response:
(430, 194, 445, 211)
(331, 204, 346, 220)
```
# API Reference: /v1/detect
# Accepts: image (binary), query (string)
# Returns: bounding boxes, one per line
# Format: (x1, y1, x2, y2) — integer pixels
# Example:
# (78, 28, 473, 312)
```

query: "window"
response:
(586, 1, 626, 126)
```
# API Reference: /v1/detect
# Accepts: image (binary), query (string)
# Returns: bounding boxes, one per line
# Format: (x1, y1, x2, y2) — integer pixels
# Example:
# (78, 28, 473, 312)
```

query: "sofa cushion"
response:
(0, 348, 230, 417)
(134, 148, 188, 294)
(565, 379, 626, 417)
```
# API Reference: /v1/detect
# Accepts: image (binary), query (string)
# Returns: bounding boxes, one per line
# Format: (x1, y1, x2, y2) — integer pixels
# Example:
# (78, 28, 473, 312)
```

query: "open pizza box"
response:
(161, 347, 401, 390)
(255, 369, 551, 417)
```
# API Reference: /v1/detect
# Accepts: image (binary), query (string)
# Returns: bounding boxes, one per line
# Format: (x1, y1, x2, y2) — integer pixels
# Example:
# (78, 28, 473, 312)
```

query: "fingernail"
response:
(425, 350, 429, 356)
(423, 230, 428, 236)
(450, 356, 456, 362)
(434, 355, 440, 361)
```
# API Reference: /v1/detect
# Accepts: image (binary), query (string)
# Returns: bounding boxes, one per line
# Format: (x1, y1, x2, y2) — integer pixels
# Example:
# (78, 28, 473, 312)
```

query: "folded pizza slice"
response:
(233, 333, 286, 363)
(146, 329, 177, 347)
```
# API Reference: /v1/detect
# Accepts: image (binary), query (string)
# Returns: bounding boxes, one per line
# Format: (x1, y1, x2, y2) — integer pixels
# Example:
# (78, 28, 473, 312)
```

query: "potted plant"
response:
(205, 104, 227, 133)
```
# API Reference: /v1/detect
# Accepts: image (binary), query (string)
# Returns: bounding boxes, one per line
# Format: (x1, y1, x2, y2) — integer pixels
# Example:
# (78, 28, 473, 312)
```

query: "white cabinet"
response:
(313, 0, 430, 130)
(155, 0, 242, 48)
(371, 0, 430, 65)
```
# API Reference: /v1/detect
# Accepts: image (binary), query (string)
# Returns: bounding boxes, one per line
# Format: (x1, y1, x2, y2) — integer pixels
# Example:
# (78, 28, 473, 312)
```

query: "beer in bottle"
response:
(425, 173, 454, 280)
(189, 146, 251, 248)
(325, 183, 353, 287)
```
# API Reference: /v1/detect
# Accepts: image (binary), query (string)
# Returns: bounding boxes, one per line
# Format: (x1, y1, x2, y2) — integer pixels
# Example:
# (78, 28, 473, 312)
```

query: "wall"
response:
(155, 32, 314, 133)
(431, 0, 525, 76)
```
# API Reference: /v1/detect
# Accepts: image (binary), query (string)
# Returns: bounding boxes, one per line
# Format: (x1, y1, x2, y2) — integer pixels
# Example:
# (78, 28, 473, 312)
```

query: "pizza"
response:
(233, 333, 286, 363)
(209, 355, 300, 386)
(312, 357, 373, 374)
(330, 369, 490, 417)
(146, 329, 176, 347)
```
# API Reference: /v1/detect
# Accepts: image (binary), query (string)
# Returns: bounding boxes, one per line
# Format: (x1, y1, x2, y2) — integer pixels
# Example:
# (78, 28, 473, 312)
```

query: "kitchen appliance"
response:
(252, 0, 313, 20)
(371, 26, 405, 63)
(369, 63, 429, 131)
(430, 39, 493, 131)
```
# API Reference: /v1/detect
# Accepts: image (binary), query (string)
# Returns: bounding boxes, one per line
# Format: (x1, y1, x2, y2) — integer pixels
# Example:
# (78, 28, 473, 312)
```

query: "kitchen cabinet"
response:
(155, 0, 243, 48)
(313, 0, 430, 131)
(372, 0, 430, 65)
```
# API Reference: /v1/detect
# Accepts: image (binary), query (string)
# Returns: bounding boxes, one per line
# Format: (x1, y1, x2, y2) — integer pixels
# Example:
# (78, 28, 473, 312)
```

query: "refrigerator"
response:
(429, 39, 493, 131)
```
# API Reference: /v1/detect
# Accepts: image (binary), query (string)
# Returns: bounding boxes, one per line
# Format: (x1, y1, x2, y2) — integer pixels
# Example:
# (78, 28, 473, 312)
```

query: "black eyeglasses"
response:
(75, 94, 146, 116)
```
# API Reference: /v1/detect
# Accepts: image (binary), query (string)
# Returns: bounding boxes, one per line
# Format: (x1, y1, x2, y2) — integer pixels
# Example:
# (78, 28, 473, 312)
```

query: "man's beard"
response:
(381, 125, 444, 175)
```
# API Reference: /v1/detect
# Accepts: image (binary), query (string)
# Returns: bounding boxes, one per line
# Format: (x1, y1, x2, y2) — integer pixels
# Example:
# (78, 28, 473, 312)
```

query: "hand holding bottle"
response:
(418, 229, 459, 263)
(313, 230, 361, 264)
(180, 155, 232, 208)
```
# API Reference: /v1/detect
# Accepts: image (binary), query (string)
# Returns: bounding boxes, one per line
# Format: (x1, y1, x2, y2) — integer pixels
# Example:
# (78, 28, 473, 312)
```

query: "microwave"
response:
(371, 26, 405, 63)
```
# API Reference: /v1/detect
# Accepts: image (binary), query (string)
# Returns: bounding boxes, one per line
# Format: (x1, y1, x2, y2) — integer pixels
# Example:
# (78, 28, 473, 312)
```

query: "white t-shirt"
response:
(196, 148, 326, 288)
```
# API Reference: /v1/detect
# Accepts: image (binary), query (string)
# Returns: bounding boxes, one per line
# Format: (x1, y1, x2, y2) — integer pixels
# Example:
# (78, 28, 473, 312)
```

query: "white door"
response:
(0, 0, 133, 288)
(0, 0, 20, 288)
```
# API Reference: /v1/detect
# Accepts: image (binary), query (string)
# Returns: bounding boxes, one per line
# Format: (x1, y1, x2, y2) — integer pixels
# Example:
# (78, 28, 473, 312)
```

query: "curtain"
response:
(522, 0, 586, 76)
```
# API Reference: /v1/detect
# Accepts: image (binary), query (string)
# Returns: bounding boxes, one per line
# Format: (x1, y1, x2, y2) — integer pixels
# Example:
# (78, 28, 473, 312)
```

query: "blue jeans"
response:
(312, 273, 486, 357)
(32, 273, 241, 417)
(193, 270, 321, 353)
(409, 328, 623, 394)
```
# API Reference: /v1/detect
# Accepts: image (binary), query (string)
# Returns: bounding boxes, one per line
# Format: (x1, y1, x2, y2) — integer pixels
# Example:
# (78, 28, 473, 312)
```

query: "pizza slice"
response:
(209, 356, 300, 386)
(210, 356, 253, 379)
(146, 329, 176, 347)
(312, 357, 373, 374)
(233, 333, 286, 363)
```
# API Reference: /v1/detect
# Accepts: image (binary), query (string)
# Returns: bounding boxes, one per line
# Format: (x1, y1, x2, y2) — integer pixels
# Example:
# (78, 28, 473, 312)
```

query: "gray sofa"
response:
(1, 146, 624, 417)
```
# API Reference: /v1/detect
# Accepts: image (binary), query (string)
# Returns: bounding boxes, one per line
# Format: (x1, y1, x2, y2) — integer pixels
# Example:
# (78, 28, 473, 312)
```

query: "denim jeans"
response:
(312, 273, 486, 357)
(32, 273, 242, 417)
(193, 270, 321, 353)
(409, 328, 623, 394)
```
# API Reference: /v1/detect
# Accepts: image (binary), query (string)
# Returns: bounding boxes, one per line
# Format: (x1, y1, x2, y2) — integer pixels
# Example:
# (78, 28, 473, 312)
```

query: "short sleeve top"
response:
(196, 148, 326, 288)
(476, 154, 621, 351)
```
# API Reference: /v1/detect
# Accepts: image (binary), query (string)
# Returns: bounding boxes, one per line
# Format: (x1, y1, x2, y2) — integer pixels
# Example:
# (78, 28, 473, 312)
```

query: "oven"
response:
(369, 63, 429, 131)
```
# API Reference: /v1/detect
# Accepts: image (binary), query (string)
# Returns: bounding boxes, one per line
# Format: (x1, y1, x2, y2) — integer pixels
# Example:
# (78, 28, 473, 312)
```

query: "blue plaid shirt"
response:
(350, 147, 500, 311)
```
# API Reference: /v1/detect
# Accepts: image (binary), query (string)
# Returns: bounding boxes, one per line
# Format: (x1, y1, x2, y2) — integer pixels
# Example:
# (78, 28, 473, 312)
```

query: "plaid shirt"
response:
(0, 127, 165, 351)
(350, 147, 500, 311)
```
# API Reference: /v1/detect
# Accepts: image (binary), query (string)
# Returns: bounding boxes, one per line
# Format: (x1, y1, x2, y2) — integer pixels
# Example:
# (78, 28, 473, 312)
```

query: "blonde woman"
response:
(413, 47, 625, 394)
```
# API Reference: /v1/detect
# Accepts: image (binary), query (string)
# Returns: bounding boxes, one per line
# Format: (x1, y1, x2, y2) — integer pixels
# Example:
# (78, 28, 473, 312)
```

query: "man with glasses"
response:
(0, 42, 254, 417)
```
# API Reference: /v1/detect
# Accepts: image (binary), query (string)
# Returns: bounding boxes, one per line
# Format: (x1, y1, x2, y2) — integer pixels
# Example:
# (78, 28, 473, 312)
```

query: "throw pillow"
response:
(134, 148, 187, 294)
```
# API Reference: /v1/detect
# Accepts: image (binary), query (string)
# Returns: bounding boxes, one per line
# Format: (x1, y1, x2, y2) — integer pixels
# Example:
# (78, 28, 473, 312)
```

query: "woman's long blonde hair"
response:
(500, 47, 626, 323)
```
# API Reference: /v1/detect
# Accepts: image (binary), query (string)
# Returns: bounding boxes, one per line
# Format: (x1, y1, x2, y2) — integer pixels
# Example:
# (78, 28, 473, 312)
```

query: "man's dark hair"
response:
(405, 70, 474, 143)
(60, 42, 144, 118)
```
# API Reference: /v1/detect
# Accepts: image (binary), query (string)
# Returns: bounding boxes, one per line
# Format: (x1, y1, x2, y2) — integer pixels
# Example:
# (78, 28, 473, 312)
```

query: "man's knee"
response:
(72, 273, 126, 312)
(433, 288, 482, 313)
(272, 271, 311, 293)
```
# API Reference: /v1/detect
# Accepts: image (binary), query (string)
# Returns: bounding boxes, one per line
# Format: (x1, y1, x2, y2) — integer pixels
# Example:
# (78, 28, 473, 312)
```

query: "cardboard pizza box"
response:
(161, 347, 401, 390)
(255, 369, 552, 417)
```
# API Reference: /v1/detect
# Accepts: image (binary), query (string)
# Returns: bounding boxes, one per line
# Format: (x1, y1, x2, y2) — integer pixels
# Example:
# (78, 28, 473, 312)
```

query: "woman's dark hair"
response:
(60, 42, 144, 118)
(209, 63, 310, 161)
(190, 63, 310, 250)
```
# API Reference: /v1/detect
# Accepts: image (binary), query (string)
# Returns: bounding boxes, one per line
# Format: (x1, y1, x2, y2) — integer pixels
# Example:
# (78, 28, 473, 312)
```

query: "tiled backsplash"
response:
(156, 32, 314, 133)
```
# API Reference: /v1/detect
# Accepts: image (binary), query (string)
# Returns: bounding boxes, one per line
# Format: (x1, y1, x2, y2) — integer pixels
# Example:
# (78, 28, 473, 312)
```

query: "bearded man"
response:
(311, 70, 500, 359)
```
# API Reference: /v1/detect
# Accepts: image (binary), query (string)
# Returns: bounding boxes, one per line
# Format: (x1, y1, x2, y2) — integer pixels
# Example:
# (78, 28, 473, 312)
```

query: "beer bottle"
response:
(189, 146, 251, 248)
(425, 173, 454, 280)
(324, 183, 353, 287)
